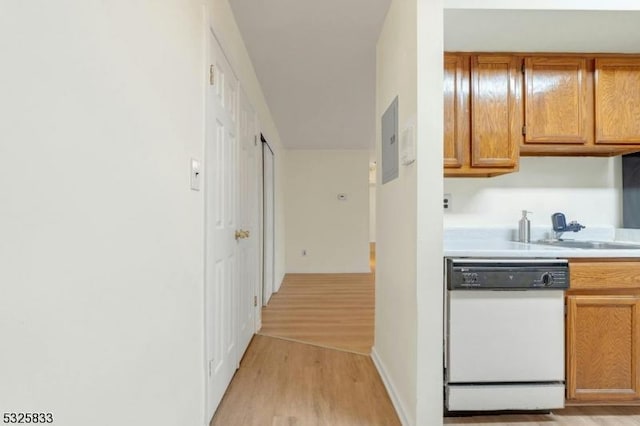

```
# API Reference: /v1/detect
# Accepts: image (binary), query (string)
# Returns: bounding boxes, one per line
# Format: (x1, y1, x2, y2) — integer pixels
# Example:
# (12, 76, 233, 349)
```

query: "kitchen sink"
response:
(533, 240, 640, 250)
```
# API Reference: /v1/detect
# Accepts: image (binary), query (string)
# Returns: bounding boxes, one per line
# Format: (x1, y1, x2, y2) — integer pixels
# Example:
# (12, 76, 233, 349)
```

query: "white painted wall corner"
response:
(371, 347, 413, 426)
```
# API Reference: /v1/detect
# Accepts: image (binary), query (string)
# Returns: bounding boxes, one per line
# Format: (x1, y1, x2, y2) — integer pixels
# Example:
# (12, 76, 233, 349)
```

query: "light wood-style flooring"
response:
(444, 406, 640, 425)
(259, 273, 374, 354)
(210, 334, 400, 426)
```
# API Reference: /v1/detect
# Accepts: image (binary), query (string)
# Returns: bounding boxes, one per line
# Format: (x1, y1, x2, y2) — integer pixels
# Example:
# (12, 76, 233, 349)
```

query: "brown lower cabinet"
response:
(566, 260, 640, 404)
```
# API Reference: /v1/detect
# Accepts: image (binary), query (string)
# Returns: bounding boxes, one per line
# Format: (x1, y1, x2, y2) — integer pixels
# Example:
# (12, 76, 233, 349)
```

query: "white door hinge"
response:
(254, 296, 258, 307)
(209, 65, 215, 86)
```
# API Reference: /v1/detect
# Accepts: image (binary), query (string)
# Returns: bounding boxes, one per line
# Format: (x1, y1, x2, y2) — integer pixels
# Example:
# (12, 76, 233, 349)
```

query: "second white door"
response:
(237, 89, 260, 354)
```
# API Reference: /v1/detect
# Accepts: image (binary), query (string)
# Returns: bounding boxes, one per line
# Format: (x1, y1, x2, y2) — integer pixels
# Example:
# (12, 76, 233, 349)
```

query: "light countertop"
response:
(444, 227, 640, 258)
(444, 239, 640, 258)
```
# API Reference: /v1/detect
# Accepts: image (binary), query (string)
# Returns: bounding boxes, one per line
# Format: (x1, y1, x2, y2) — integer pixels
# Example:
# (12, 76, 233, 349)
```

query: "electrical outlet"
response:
(444, 193, 452, 211)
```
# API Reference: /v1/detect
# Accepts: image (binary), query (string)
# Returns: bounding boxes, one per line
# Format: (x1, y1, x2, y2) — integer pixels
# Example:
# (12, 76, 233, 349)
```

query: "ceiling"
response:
(229, 0, 390, 150)
(229, 5, 640, 150)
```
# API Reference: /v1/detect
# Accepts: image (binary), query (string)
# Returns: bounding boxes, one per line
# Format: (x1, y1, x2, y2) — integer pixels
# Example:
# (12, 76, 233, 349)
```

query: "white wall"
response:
(210, 0, 287, 288)
(284, 150, 370, 273)
(374, 0, 419, 423)
(0, 1, 287, 425)
(444, 157, 622, 228)
(0, 2, 205, 425)
(415, 0, 445, 424)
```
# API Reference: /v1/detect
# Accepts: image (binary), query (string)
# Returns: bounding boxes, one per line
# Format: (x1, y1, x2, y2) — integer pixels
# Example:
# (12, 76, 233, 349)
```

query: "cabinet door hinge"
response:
(254, 296, 258, 307)
(209, 65, 215, 86)
(522, 125, 527, 136)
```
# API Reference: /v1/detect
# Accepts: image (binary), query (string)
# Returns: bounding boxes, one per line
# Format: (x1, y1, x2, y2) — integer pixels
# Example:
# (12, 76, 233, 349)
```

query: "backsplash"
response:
(444, 156, 622, 229)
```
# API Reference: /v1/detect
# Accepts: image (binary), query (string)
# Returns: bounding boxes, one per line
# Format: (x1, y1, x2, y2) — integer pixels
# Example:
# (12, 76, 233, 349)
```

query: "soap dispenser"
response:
(518, 210, 531, 243)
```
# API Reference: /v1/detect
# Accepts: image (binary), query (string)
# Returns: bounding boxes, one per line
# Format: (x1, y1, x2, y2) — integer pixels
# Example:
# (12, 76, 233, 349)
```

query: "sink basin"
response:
(533, 240, 640, 250)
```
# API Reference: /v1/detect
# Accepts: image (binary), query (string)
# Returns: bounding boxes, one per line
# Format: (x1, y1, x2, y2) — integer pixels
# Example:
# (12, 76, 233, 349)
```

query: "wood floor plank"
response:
(211, 335, 400, 426)
(259, 273, 374, 354)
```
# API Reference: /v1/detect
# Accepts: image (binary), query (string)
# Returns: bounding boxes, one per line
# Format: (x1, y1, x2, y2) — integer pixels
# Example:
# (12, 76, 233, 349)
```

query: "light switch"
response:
(191, 158, 201, 191)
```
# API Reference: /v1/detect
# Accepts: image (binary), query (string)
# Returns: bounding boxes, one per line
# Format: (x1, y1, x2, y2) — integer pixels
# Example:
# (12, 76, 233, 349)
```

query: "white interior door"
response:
(262, 142, 275, 304)
(205, 32, 239, 418)
(237, 90, 259, 356)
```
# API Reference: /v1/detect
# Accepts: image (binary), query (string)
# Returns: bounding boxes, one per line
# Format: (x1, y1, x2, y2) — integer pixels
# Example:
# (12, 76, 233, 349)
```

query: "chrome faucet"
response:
(551, 212, 585, 240)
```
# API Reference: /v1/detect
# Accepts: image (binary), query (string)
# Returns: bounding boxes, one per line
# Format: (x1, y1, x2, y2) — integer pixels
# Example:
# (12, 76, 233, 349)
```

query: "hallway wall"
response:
(284, 149, 370, 273)
(0, 2, 206, 425)
(374, 0, 419, 423)
(0, 1, 288, 425)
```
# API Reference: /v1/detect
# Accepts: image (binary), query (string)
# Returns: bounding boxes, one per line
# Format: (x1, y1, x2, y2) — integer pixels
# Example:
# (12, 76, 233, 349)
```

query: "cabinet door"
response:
(524, 57, 590, 144)
(444, 54, 468, 169)
(595, 58, 640, 144)
(471, 55, 521, 167)
(567, 295, 640, 402)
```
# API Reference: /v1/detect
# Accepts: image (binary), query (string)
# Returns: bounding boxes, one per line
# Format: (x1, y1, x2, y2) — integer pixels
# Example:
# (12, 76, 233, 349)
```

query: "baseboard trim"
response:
(371, 347, 412, 426)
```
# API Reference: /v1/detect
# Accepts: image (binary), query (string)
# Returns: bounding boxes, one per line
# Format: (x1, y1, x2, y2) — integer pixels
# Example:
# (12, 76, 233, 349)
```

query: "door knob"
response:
(235, 229, 250, 240)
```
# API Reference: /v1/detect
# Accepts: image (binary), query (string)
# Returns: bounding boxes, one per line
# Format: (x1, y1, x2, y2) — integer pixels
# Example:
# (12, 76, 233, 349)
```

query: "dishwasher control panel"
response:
(446, 258, 569, 290)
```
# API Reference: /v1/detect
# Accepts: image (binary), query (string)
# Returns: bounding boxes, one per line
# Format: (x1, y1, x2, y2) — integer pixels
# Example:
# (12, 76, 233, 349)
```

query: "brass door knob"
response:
(235, 229, 250, 240)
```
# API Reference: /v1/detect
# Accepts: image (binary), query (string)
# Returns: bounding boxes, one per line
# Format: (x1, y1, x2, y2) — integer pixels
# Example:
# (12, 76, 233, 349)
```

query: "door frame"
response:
(237, 87, 261, 356)
(261, 136, 275, 306)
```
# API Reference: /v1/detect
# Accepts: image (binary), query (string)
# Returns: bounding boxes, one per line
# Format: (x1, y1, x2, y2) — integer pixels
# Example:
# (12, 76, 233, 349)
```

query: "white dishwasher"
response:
(445, 258, 568, 412)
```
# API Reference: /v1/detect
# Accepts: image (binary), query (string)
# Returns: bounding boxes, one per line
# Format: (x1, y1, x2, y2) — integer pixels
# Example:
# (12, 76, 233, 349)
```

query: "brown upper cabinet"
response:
(523, 57, 591, 146)
(443, 54, 466, 169)
(595, 58, 640, 144)
(519, 54, 640, 156)
(443, 53, 521, 177)
(471, 55, 521, 168)
(444, 53, 640, 174)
